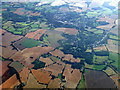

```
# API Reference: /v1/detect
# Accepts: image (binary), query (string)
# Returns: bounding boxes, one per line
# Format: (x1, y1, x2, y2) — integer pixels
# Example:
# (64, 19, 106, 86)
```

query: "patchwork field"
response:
(103, 67, 116, 76)
(55, 28, 78, 35)
(63, 64, 82, 88)
(46, 30, 65, 48)
(44, 63, 65, 77)
(23, 73, 47, 88)
(10, 46, 54, 68)
(1, 1, 119, 89)
(32, 69, 52, 84)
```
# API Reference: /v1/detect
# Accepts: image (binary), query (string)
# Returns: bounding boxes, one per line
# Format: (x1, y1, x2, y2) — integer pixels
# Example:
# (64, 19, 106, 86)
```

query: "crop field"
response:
(93, 55, 108, 64)
(1, 1, 119, 89)
(46, 30, 65, 48)
(55, 28, 78, 35)
(103, 67, 116, 76)
(21, 38, 42, 48)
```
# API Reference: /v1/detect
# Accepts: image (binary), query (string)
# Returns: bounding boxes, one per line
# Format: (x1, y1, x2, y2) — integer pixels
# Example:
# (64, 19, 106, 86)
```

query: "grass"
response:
(93, 55, 108, 64)
(109, 52, 119, 70)
(109, 52, 118, 61)
(93, 65, 106, 70)
(103, 67, 116, 76)
(21, 38, 42, 48)
(86, 28, 97, 32)
(94, 30, 103, 34)
(31, 24, 39, 28)
(85, 63, 106, 70)
(13, 31, 22, 35)
(87, 11, 101, 17)
(29, 28, 38, 32)
(85, 63, 94, 69)
(16, 22, 30, 26)
(86, 49, 92, 52)
(77, 74, 85, 88)
(7, 26, 15, 32)
(58, 73, 62, 80)
(0, 56, 5, 61)
(109, 35, 118, 40)
(40, 22, 50, 30)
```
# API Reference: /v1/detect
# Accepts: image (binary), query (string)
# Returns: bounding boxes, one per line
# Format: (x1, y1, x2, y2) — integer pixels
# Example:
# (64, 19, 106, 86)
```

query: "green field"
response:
(109, 35, 118, 40)
(93, 55, 108, 64)
(87, 11, 102, 17)
(94, 30, 103, 34)
(47, 30, 64, 48)
(103, 67, 116, 76)
(85, 63, 106, 70)
(86, 28, 97, 32)
(77, 74, 85, 88)
(21, 38, 42, 48)
(40, 22, 50, 29)
(109, 52, 118, 70)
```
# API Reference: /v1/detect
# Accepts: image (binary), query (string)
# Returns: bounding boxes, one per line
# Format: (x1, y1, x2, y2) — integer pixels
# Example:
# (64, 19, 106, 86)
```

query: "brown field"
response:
(96, 16, 115, 30)
(96, 24, 115, 30)
(2, 46, 18, 59)
(32, 69, 52, 84)
(2, 74, 20, 88)
(48, 78, 61, 88)
(106, 44, 118, 53)
(94, 45, 107, 51)
(44, 63, 65, 77)
(21, 58, 34, 69)
(10, 51, 26, 62)
(26, 11, 41, 16)
(50, 49, 65, 58)
(9, 61, 24, 73)
(2, 32, 22, 47)
(10, 46, 54, 68)
(13, 37, 26, 51)
(70, 58, 81, 63)
(23, 73, 47, 88)
(56, 61, 66, 66)
(2, 61, 11, 76)
(19, 67, 30, 83)
(25, 29, 46, 39)
(55, 28, 78, 35)
(25, 11, 32, 15)
(0, 29, 6, 35)
(97, 16, 114, 24)
(39, 57, 53, 66)
(62, 54, 74, 61)
(63, 64, 82, 88)
(108, 39, 114, 45)
(25, 32, 37, 39)
(35, 29, 46, 34)
(110, 74, 118, 87)
(34, 34, 42, 40)
(13, 8, 25, 15)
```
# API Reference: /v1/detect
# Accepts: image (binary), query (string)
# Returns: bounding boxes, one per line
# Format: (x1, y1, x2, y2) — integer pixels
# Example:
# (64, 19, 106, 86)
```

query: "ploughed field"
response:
(1, 1, 119, 89)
